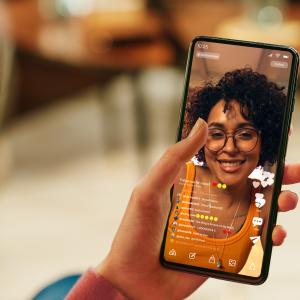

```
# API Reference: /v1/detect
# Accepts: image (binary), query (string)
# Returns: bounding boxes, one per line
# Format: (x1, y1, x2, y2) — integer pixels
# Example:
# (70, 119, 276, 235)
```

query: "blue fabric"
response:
(32, 274, 81, 300)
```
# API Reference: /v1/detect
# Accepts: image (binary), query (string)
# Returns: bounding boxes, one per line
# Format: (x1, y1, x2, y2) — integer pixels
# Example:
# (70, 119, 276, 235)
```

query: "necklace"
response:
(209, 178, 242, 269)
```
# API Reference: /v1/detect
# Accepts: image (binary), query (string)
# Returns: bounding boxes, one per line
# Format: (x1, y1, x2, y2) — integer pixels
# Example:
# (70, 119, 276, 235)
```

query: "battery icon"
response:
(283, 55, 289, 59)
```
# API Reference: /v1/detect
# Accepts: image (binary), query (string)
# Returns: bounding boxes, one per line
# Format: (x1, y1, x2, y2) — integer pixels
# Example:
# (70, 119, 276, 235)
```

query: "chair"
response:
(32, 274, 82, 300)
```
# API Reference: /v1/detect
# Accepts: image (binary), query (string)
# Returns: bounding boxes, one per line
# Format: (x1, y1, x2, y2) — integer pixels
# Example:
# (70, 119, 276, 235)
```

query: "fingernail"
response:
(188, 118, 205, 138)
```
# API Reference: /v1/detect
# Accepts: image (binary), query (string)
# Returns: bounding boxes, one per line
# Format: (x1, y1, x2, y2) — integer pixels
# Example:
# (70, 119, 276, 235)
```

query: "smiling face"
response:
(204, 100, 261, 187)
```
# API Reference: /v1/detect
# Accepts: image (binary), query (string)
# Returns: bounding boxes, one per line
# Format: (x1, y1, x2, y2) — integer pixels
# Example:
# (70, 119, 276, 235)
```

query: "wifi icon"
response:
(275, 53, 281, 58)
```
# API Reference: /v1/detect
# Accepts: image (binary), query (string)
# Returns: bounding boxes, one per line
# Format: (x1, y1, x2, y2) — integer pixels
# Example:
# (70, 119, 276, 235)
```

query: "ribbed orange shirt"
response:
(164, 161, 262, 274)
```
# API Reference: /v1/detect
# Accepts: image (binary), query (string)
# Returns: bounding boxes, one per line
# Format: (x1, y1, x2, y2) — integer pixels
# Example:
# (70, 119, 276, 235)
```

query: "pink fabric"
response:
(65, 269, 127, 300)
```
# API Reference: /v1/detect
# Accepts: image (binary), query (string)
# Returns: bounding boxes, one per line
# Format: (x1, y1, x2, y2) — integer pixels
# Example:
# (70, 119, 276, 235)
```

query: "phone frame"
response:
(160, 36, 299, 285)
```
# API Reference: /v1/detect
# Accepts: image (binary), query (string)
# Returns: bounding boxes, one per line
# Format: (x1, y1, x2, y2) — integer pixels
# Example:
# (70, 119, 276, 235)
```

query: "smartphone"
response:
(160, 36, 299, 285)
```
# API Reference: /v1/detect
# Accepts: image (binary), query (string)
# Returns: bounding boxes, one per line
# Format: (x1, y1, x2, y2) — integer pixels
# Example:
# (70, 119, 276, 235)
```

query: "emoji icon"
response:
(250, 236, 261, 244)
(228, 259, 237, 267)
(213, 181, 227, 189)
(205, 215, 209, 220)
(214, 217, 218, 222)
(188, 252, 196, 260)
(209, 216, 214, 221)
(209, 255, 216, 264)
(172, 221, 177, 226)
(171, 227, 176, 232)
(169, 249, 176, 256)
(255, 193, 266, 208)
(171, 233, 175, 238)
(252, 217, 263, 227)
(196, 213, 200, 219)
(174, 216, 178, 221)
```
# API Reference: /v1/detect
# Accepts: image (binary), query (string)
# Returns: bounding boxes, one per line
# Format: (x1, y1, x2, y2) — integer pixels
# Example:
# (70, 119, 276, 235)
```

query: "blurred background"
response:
(0, 0, 299, 299)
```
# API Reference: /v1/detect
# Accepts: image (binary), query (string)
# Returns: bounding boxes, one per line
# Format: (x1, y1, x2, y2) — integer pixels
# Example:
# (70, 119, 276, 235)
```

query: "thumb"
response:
(143, 118, 208, 192)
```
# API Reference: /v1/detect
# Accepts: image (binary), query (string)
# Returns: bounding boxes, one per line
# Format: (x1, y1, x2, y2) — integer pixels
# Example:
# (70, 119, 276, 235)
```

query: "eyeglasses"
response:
(206, 128, 260, 153)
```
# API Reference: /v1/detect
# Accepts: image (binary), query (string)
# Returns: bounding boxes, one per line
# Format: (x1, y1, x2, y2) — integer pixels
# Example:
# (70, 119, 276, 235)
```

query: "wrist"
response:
(95, 259, 154, 300)
(95, 259, 130, 299)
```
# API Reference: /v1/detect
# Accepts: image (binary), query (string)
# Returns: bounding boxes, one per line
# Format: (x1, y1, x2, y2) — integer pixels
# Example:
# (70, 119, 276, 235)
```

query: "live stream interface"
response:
(164, 41, 292, 277)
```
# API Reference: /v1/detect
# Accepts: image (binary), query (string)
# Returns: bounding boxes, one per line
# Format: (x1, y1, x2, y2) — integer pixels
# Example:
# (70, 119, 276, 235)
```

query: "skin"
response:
(205, 100, 261, 189)
(188, 99, 262, 238)
(96, 119, 299, 300)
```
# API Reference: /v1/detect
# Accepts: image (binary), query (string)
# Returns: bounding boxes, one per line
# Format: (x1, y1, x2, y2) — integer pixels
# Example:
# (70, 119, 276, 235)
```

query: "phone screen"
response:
(161, 38, 298, 281)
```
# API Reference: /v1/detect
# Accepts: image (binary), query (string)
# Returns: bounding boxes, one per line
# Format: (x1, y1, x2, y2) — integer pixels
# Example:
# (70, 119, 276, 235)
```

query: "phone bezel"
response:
(160, 36, 299, 285)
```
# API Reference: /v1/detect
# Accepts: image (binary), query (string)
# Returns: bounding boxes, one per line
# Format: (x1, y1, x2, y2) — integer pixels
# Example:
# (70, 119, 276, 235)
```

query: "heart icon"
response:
(261, 181, 268, 188)
(255, 197, 266, 208)
(223, 229, 227, 234)
(253, 181, 260, 188)
(212, 181, 217, 187)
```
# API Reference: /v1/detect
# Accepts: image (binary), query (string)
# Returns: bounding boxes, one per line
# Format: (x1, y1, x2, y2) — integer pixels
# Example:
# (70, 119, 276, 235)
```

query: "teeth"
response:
(220, 161, 242, 166)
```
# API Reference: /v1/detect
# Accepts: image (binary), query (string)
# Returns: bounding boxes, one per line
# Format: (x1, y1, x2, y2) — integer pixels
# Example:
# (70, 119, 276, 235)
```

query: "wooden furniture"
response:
(0, 0, 176, 114)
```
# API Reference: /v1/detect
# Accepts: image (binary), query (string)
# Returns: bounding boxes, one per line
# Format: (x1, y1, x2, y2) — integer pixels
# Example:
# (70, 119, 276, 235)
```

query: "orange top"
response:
(164, 161, 262, 273)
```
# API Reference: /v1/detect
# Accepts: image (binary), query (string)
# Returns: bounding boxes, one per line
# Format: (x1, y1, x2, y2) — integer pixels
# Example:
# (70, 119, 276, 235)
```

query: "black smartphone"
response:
(160, 36, 299, 285)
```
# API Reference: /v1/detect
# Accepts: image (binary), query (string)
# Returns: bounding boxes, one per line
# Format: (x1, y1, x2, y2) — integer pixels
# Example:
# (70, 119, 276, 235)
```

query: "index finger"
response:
(283, 163, 300, 185)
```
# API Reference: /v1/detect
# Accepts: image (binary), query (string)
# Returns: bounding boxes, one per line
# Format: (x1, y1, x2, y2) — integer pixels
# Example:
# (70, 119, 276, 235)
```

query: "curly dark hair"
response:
(184, 68, 286, 166)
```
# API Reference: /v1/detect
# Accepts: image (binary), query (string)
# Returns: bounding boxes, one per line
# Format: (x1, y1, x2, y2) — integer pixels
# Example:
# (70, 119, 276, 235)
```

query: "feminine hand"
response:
(96, 119, 299, 300)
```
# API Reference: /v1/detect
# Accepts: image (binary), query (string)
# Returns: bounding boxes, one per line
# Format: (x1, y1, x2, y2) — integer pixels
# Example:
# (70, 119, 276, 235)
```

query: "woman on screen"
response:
(167, 68, 286, 275)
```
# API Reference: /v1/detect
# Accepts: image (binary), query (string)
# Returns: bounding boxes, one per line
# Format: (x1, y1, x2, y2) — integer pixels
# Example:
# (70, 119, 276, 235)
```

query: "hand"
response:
(96, 119, 299, 300)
